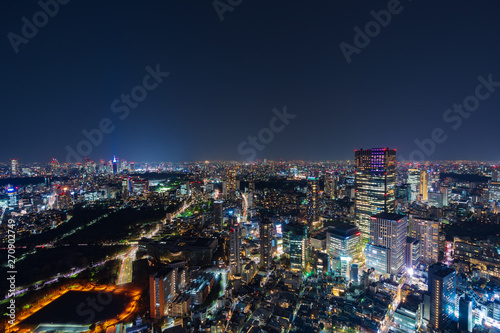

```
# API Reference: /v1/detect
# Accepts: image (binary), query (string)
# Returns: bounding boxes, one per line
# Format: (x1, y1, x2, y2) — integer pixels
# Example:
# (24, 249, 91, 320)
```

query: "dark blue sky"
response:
(1, 0, 500, 163)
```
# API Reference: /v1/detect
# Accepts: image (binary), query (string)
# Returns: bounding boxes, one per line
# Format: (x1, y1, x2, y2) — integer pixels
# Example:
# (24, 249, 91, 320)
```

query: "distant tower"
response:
(407, 169, 420, 202)
(10, 159, 19, 176)
(306, 176, 319, 228)
(112, 156, 118, 174)
(428, 263, 456, 331)
(229, 221, 242, 276)
(214, 200, 223, 231)
(420, 170, 428, 201)
(324, 172, 337, 199)
(354, 148, 396, 240)
(259, 218, 273, 271)
(226, 168, 237, 201)
(283, 223, 307, 273)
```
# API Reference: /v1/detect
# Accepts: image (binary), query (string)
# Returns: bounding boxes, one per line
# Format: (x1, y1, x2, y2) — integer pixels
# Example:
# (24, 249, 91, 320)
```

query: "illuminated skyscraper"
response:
(226, 168, 237, 201)
(409, 216, 441, 265)
(420, 170, 428, 201)
(326, 224, 361, 278)
(214, 200, 223, 231)
(368, 213, 407, 276)
(10, 159, 19, 176)
(325, 172, 337, 199)
(428, 263, 456, 331)
(355, 148, 396, 239)
(149, 269, 177, 319)
(306, 176, 319, 228)
(259, 218, 273, 271)
(408, 169, 420, 202)
(283, 223, 307, 273)
(112, 156, 118, 174)
(229, 221, 242, 276)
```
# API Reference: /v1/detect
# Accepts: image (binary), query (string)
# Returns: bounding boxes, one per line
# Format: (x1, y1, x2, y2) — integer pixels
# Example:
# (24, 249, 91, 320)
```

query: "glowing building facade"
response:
(355, 148, 396, 240)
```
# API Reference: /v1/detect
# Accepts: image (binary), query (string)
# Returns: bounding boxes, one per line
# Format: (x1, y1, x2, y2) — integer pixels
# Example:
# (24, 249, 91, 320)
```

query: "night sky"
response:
(2, 0, 500, 163)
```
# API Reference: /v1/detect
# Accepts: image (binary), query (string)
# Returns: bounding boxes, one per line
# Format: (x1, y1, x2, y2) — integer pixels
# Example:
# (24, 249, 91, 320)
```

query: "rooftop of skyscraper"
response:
(372, 212, 406, 221)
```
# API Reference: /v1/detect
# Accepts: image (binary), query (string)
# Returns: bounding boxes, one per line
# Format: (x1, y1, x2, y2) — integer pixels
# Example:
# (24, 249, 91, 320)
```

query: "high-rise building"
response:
(226, 168, 237, 201)
(229, 221, 242, 276)
(112, 156, 118, 174)
(367, 212, 407, 276)
(325, 173, 337, 199)
(122, 177, 131, 198)
(306, 176, 319, 228)
(408, 169, 420, 202)
(350, 263, 359, 285)
(420, 170, 428, 201)
(355, 148, 396, 239)
(326, 224, 361, 277)
(150, 268, 177, 319)
(259, 218, 273, 271)
(10, 159, 19, 176)
(365, 243, 389, 275)
(409, 216, 441, 265)
(283, 223, 307, 273)
(428, 263, 456, 331)
(7, 187, 18, 211)
(459, 296, 473, 333)
(214, 200, 223, 231)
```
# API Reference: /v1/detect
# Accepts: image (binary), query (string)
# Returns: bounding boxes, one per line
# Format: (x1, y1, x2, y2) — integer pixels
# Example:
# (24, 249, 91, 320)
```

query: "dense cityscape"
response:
(3, 1, 500, 332)
(1, 153, 500, 332)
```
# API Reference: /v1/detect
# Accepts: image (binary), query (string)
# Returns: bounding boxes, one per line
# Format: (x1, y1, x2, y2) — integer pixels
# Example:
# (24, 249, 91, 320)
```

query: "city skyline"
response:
(3, 1, 500, 332)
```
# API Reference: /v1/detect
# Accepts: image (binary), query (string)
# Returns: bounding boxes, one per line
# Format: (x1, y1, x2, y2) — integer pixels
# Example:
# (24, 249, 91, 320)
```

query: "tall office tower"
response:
(420, 170, 428, 201)
(459, 296, 473, 333)
(326, 224, 361, 278)
(51, 158, 60, 173)
(283, 223, 307, 274)
(428, 263, 456, 331)
(10, 159, 19, 176)
(214, 200, 223, 231)
(149, 269, 177, 319)
(355, 148, 396, 239)
(368, 213, 407, 276)
(226, 168, 237, 201)
(229, 221, 242, 276)
(350, 263, 359, 285)
(408, 169, 420, 202)
(409, 216, 441, 265)
(259, 218, 273, 271)
(440, 185, 450, 207)
(306, 176, 319, 228)
(122, 177, 131, 198)
(221, 181, 228, 200)
(325, 173, 337, 199)
(112, 156, 118, 174)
